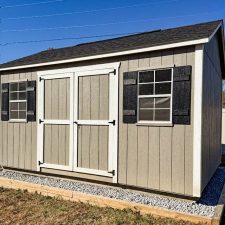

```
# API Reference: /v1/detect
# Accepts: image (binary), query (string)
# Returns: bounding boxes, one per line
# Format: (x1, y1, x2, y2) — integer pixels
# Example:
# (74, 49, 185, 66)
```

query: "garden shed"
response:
(0, 20, 224, 198)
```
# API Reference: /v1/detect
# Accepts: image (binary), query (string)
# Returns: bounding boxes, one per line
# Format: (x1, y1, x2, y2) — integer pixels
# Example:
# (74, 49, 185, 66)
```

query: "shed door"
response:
(37, 73, 74, 171)
(73, 69, 118, 180)
(37, 68, 118, 182)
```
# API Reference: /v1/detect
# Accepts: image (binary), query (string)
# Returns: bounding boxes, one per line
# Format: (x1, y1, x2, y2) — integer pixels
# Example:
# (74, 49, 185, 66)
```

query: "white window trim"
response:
(137, 68, 173, 125)
(9, 81, 28, 123)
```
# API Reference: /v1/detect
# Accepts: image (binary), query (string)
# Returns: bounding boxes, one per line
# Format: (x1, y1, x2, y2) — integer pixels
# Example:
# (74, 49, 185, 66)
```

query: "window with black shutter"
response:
(123, 66, 192, 125)
(1, 80, 36, 122)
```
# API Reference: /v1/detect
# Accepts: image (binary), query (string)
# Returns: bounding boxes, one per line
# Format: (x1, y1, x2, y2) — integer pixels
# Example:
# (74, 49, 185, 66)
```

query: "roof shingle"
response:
(0, 20, 222, 69)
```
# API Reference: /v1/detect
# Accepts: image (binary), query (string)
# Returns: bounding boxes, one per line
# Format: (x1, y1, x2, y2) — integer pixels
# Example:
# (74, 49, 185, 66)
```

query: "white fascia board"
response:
(193, 44, 204, 197)
(0, 38, 209, 72)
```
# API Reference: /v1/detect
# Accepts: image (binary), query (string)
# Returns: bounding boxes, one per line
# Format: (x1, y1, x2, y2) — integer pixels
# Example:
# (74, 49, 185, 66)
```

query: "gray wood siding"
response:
(201, 35, 222, 191)
(0, 71, 37, 171)
(118, 47, 195, 196)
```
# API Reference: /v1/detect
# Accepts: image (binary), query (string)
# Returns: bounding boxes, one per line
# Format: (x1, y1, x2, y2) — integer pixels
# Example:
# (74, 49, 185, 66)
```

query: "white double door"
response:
(37, 66, 118, 182)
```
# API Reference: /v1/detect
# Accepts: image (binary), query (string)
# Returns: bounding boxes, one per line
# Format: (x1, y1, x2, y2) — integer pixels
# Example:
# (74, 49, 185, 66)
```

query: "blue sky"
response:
(0, 0, 225, 63)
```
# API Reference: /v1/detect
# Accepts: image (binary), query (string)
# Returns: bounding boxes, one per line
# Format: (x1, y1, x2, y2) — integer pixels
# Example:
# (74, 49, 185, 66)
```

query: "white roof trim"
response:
(0, 30, 221, 72)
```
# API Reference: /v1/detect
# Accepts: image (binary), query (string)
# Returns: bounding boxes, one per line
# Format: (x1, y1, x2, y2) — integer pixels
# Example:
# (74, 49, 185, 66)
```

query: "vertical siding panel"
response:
(90, 76, 99, 169)
(44, 80, 52, 164)
(0, 74, 2, 165)
(150, 51, 162, 67)
(137, 54, 150, 188)
(13, 73, 20, 168)
(185, 47, 195, 195)
(99, 75, 109, 171)
(65, 125, 69, 165)
(137, 127, 148, 188)
(81, 76, 91, 168)
(51, 79, 59, 164)
(161, 50, 174, 67)
(126, 55, 138, 186)
(171, 48, 187, 194)
(78, 77, 83, 167)
(2, 75, 8, 166)
(7, 74, 14, 167)
(98, 126, 108, 171)
(18, 73, 26, 169)
(58, 78, 67, 165)
(31, 71, 37, 170)
(25, 72, 32, 169)
(118, 57, 129, 184)
(160, 127, 172, 192)
(148, 127, 160, 189)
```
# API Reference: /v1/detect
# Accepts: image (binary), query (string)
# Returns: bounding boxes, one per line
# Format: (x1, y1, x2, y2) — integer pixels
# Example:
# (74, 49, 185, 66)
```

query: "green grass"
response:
(0, 187, 201, 225)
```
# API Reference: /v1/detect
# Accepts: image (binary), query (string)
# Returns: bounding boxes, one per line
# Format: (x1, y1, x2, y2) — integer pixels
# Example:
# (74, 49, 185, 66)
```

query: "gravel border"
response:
(1, 167, 225, 217)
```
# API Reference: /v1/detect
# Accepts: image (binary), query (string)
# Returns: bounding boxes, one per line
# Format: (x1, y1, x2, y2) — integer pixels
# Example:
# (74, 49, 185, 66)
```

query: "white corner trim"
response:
(193, 44, 204, 197)
(0, 39, 210, 72)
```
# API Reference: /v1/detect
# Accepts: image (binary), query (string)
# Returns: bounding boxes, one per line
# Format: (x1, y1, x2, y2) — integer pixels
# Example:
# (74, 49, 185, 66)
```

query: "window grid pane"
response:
(9, 81, 27, 120)
(138, 69, 172, 122)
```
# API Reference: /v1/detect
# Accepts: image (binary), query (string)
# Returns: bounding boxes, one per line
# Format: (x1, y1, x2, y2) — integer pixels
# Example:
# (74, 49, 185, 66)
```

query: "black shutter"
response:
(1, 83, 9, 121)
(172, 66, 192, 125)
(123, 71, 138, 123)
(27, 80, 36, 121)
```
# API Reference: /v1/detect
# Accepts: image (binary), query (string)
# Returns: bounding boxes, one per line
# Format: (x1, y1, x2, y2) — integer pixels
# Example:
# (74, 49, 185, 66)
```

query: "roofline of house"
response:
(0, 22, 223, 72)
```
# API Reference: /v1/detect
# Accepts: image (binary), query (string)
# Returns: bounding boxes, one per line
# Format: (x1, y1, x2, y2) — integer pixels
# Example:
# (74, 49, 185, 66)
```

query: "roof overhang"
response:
(0, 22, 224, 73)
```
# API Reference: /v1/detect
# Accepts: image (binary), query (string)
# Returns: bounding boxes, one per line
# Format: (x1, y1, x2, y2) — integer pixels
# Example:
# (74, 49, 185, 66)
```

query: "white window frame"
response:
(9, 80, 27, 123)
(137, 68, 173, 125)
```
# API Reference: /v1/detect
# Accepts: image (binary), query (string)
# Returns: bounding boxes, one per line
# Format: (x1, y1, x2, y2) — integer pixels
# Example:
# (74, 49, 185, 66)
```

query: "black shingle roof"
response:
(0, 20, 223, 69)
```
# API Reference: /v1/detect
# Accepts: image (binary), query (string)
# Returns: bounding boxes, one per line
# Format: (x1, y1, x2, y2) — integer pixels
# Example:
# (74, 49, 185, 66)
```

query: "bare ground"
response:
(0, 187, 202, 225)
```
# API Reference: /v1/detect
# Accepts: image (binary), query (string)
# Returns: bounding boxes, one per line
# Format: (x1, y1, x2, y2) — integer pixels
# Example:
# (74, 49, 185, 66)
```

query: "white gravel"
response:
(1, 167, 225, 218)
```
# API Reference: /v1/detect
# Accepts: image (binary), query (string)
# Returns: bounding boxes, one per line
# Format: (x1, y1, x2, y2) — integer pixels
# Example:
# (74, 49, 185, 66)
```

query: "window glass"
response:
(139, 84, 154, 95)
(9, 81, 27, 120)
(139, 71, 154, 83)
(155, 69, 171, 82)
(139, 109, 154, 121)
(138, 69, 172, 122)
(155, 83, 171, 94)
(139, 98, 154, 109)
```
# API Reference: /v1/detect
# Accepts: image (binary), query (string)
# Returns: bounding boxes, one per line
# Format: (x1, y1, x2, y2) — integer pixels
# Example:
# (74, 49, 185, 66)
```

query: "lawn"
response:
(0, 187, 199, 225)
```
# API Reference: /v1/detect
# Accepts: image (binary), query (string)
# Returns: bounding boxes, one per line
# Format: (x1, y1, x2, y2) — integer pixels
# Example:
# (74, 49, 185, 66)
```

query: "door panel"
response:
(77, 125, 109, 171)
(78, 75, 109, 120)
(44, 78, 70, 120)
(43, 124, 70, 166)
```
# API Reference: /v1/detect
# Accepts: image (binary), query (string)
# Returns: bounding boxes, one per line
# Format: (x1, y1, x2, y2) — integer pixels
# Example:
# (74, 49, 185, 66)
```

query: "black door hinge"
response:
(39, 119, 44, 124)
(39, 77, 43, 82)
(38, 161, 43, 166)
(112, 69, 116, 75)
(108, 170, 115, 176)
(108, 120, 116, 126)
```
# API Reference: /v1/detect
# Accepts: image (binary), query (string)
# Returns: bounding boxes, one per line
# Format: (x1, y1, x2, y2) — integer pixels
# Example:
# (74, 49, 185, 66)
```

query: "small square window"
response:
(9, 81, 27, 121)
(138, 69, 172, 123)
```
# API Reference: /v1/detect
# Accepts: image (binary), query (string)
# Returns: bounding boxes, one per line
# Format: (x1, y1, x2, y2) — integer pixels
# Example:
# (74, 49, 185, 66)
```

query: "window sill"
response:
(9, 119, 27, 123)
(137, 122, 173, 127)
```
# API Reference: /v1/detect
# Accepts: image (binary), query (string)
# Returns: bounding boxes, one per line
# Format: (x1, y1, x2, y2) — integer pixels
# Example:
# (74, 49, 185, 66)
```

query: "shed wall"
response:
(0, 71, 37, 171)
(118, 47, 195, 196)
(201, 34, 222, 191)
(0, 47, 195, 196)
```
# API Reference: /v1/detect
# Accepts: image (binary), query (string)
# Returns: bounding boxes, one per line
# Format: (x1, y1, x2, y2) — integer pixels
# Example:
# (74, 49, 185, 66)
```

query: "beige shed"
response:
(0, 20, 224, 197)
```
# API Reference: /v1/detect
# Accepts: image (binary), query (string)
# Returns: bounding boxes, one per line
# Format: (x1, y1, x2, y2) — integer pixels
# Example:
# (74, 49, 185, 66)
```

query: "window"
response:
(9, 81, 27, 121)
(138, 69, 173, 123)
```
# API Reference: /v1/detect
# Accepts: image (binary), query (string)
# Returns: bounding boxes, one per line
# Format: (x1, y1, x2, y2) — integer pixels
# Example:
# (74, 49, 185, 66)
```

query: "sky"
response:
(0, 0, 225, 63)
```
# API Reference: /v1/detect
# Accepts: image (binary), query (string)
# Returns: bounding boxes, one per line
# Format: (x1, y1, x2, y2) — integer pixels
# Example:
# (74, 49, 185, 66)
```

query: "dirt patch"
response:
(0, 187, 202, 225)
